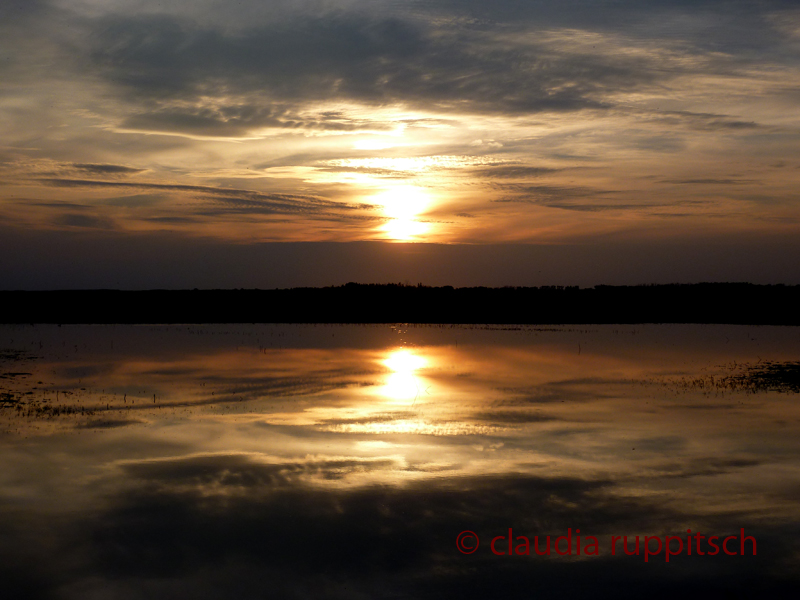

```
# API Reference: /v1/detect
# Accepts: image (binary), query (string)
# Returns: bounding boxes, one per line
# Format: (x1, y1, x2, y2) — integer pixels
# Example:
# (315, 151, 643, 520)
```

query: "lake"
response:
(1, 324, 799, 598)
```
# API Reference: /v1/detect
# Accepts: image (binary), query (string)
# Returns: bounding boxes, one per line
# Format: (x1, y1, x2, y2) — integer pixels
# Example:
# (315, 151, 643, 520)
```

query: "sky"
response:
(2, 0, 800, 288)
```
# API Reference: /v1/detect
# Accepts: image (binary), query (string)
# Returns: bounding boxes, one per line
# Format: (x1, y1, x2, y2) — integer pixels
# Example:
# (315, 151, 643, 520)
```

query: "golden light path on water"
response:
(2, 321, 800, 600)
(380, 348, 428, 403)
(3, 324, 800, 503)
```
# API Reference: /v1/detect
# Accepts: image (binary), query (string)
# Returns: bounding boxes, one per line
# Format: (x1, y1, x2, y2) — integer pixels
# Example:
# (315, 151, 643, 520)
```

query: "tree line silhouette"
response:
(2, 283, 798, 324)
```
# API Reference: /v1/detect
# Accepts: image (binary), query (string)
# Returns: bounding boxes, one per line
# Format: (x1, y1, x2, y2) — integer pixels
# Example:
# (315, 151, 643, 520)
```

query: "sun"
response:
(375, 186, 431, 241)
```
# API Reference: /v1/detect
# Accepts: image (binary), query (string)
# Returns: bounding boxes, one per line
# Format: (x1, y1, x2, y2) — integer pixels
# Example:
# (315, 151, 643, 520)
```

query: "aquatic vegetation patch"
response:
(665, 361, 800, 395)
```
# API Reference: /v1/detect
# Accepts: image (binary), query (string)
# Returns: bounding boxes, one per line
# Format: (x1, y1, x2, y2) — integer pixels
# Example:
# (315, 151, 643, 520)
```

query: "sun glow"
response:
(381, 349, 428, 403)
(375, 186, 431, 241)
(352, 139, 397, 150)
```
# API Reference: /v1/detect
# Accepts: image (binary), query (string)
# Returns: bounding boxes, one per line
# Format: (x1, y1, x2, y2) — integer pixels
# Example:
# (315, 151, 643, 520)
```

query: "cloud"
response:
(119, 106, 398, 138)
(470, 166, 561, 179)
(493, 184, 625, 210)
(494, 184, 606, 200)
(40, 178, 375, 217)
(72, 163, 146, 175)
(647, 110, 763, 131)
(539, 203, 692, 213)
(78, 10, 718, 138)
(53, 213, 116, 229)
(663, 178, 758, 185)
(103, 193, 167, 208)
(6, 2, 800, 143)
(3, 0, 800, 263)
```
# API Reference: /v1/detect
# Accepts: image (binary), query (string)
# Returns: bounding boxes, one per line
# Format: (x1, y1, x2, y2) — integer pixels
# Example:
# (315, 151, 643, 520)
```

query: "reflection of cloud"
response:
(471, 410, 559, 425)
(645, 457, 764, 480)
(77, 418, 143, 429)
(319, 411, 418, 426)
(120, 454, 399, 488)
(3, 457, 791, 598)
(3, 324, 800, 596)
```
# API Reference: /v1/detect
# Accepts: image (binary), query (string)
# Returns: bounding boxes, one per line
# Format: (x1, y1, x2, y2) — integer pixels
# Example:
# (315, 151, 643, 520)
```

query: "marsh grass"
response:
(665, 361, 800, 395)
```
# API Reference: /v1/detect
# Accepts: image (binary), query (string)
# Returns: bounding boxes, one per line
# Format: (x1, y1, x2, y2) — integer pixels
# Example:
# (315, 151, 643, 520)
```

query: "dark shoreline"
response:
(2, 283, 799, 325)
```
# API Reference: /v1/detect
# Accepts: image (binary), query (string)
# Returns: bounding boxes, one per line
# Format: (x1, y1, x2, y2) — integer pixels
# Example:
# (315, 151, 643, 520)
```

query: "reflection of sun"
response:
(381, 349, 427, 402)
(375, 187, 431, 241)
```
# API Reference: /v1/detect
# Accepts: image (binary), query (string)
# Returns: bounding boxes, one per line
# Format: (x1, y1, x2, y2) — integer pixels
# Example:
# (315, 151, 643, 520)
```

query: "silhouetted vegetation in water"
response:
(0, 387, 92, 418)
(0, 391, 21, 408)
(0, 350, 36, 362)
(0, 347, 93, 420)
(3, 395, 91, 418)
(737, 362, 800, 393)
(2, 282, 800, 324)
(664, 361, 800, 395)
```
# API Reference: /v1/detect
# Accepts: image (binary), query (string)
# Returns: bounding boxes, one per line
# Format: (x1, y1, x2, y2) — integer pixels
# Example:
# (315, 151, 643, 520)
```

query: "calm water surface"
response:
(1, 324, 799, 598)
